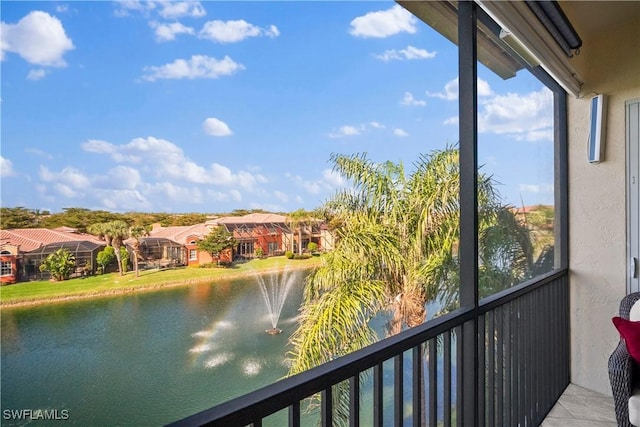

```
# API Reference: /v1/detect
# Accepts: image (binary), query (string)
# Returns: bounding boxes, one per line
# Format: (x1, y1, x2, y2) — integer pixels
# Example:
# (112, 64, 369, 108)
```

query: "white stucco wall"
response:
(565, 7, 640, 395)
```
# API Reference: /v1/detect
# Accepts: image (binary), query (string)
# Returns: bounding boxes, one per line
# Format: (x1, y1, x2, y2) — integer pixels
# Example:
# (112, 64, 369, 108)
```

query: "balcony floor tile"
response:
(541, 383, 616, 427)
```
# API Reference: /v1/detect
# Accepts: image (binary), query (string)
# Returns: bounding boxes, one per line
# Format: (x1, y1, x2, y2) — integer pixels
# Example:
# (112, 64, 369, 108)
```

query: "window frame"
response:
(457, 3, 568, 423)
(0, 261, 12, 277)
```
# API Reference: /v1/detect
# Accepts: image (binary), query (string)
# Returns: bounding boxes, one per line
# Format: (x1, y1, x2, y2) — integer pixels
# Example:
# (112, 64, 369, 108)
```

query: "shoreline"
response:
(0, 263, 315, 309)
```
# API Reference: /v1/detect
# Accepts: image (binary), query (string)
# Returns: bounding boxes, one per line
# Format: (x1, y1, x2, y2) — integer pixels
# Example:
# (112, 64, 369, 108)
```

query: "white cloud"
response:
(151, 182, 203, 203)
(114, 1, 205, 19)
(26, 148, 54, 159)
(427, 78, 458, 101)
(199, 20, 279, 43)
(329, 125, 361, 138)
(273, 190, 289, 203)
(519, 183, 554, 194)
(113, 1, 155, 17)
(349, 5, 416, 38)
(287, 169, 346, 195)
(156, 1, 206, 19)
(142, 55, 244, 81)
(393, 128, 409, 137)
(56, 174, 150, 211)
(203, 117, 233, 136)
(322, 169, 345, 188)
(478, 87, 553, 141)
(478, 79, 494, 97)
(524, 129, 554, 141)
(427, 77, 493, 101)
(375, 45, 436, 62)
(441, 87, 553, 142)
(150, 21, 194, 42)
(105, 165, 142, 189)
(443, 116, 458, 126)
(56, 5, 69, 13)
(1, 156, 15, 177)
(39, 166, 91, 191)
(98, 189, 151, 211)
(288, 173, 321, 194)
(55, 183, 79, 198)
(81, 136, 266, 190)
(328, 121, 394, 138)
(82, 139, 116, 154)
(26, 69, 47, 80)
(83, 139, 141, 162)
(401, 92, 426, 107)
(206, 189, 243, 203)
(1, 11, 74, 67)
(37, 134, 293, 209)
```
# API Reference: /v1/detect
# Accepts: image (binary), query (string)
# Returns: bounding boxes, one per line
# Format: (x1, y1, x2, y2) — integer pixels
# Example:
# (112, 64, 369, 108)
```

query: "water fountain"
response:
(257, 269, 298, 335)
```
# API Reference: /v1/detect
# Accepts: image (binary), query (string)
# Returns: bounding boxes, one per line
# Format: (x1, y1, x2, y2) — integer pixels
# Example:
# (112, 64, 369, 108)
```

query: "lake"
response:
(1, 268, 450, 426)
(1, 269, 307, 426)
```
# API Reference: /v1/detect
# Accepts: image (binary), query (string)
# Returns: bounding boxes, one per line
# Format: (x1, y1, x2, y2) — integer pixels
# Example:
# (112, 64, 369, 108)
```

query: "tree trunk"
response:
(113, 244, 123, 276)
(133, 253, 139, 277)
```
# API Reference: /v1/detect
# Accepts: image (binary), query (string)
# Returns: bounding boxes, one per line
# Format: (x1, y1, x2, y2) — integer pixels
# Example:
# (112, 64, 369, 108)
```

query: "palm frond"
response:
(287, 277, 386, 375)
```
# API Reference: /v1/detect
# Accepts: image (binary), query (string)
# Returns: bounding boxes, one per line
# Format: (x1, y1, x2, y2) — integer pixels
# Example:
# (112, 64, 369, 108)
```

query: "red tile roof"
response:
(215, 213, 288, 224)
(148, 223, 212, 244)
(0, 228, 105, 253)
(149, 214, 291, 244)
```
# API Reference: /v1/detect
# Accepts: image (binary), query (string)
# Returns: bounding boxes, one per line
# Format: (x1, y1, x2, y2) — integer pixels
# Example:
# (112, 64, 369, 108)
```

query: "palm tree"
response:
(129, 225, 149, 277)
(287, 147, 537, 419)
(103, 220, 130, 276)
(287, 209, 313, 254)
(87, 222, 112, 246)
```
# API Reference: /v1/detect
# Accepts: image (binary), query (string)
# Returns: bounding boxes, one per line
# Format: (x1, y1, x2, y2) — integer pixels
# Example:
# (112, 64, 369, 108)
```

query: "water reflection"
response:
(188, 319, 235, 368)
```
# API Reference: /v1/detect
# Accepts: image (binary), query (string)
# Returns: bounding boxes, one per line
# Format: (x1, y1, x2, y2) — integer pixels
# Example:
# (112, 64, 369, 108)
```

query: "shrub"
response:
(198, 261, 233, 268)
(293, 253, 312, 260)
(39, 248, 76, 281)
(120, 246, 129, 273)
(307, 242, 318, 253)
(255, 247, 264, 257)
(198, 262, 216, 268)
(285, 251, 294, 259)
(96, 246, 116, 274)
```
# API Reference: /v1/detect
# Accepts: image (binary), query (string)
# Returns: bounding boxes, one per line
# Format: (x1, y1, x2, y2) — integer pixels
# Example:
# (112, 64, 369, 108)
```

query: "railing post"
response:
(288, 401, 300, 426)
(321, 387, 332, 427)
(349, 374, 360, 427)
(394, 354, 404, 426)
(458, 1, 479, 426)
(373, 363, 383, 426)
(412, 345, 423, 427)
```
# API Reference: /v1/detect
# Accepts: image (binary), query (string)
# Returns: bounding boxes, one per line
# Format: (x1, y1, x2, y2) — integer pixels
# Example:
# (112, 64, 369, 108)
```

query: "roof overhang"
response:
(398, 0, 585, 96)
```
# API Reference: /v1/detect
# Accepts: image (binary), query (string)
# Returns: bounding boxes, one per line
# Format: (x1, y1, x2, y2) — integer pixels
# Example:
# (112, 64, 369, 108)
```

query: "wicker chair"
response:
(609, 292, 640, 427)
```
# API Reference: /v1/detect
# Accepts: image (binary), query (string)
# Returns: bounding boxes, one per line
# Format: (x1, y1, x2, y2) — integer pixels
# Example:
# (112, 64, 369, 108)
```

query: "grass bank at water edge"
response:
(0, 255, 322, 307)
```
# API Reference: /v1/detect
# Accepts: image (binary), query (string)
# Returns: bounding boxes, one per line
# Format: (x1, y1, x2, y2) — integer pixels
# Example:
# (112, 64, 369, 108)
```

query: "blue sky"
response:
(0, 1, 555, 214)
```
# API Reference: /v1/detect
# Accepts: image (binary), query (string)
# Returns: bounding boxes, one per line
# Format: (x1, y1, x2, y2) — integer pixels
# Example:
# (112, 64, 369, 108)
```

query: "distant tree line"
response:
(0, 207, 284, 231)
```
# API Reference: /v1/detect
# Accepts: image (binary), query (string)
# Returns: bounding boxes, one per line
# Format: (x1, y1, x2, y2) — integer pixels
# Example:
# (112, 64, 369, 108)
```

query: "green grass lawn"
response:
(0, 256, 322, 306)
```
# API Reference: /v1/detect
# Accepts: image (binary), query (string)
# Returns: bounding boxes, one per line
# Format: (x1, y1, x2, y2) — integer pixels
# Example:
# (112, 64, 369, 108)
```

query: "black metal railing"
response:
(169, 269, 569, 427)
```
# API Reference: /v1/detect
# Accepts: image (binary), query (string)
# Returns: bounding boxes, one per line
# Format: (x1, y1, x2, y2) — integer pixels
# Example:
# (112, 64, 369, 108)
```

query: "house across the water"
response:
(147, 213, 335, 266)
(0, 227, 106, 283)
(0, 213, 335, 284)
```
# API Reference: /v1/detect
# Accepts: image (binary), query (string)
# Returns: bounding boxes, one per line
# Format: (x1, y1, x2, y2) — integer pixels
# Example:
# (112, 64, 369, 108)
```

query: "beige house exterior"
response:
(561, 1, 640, 395)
